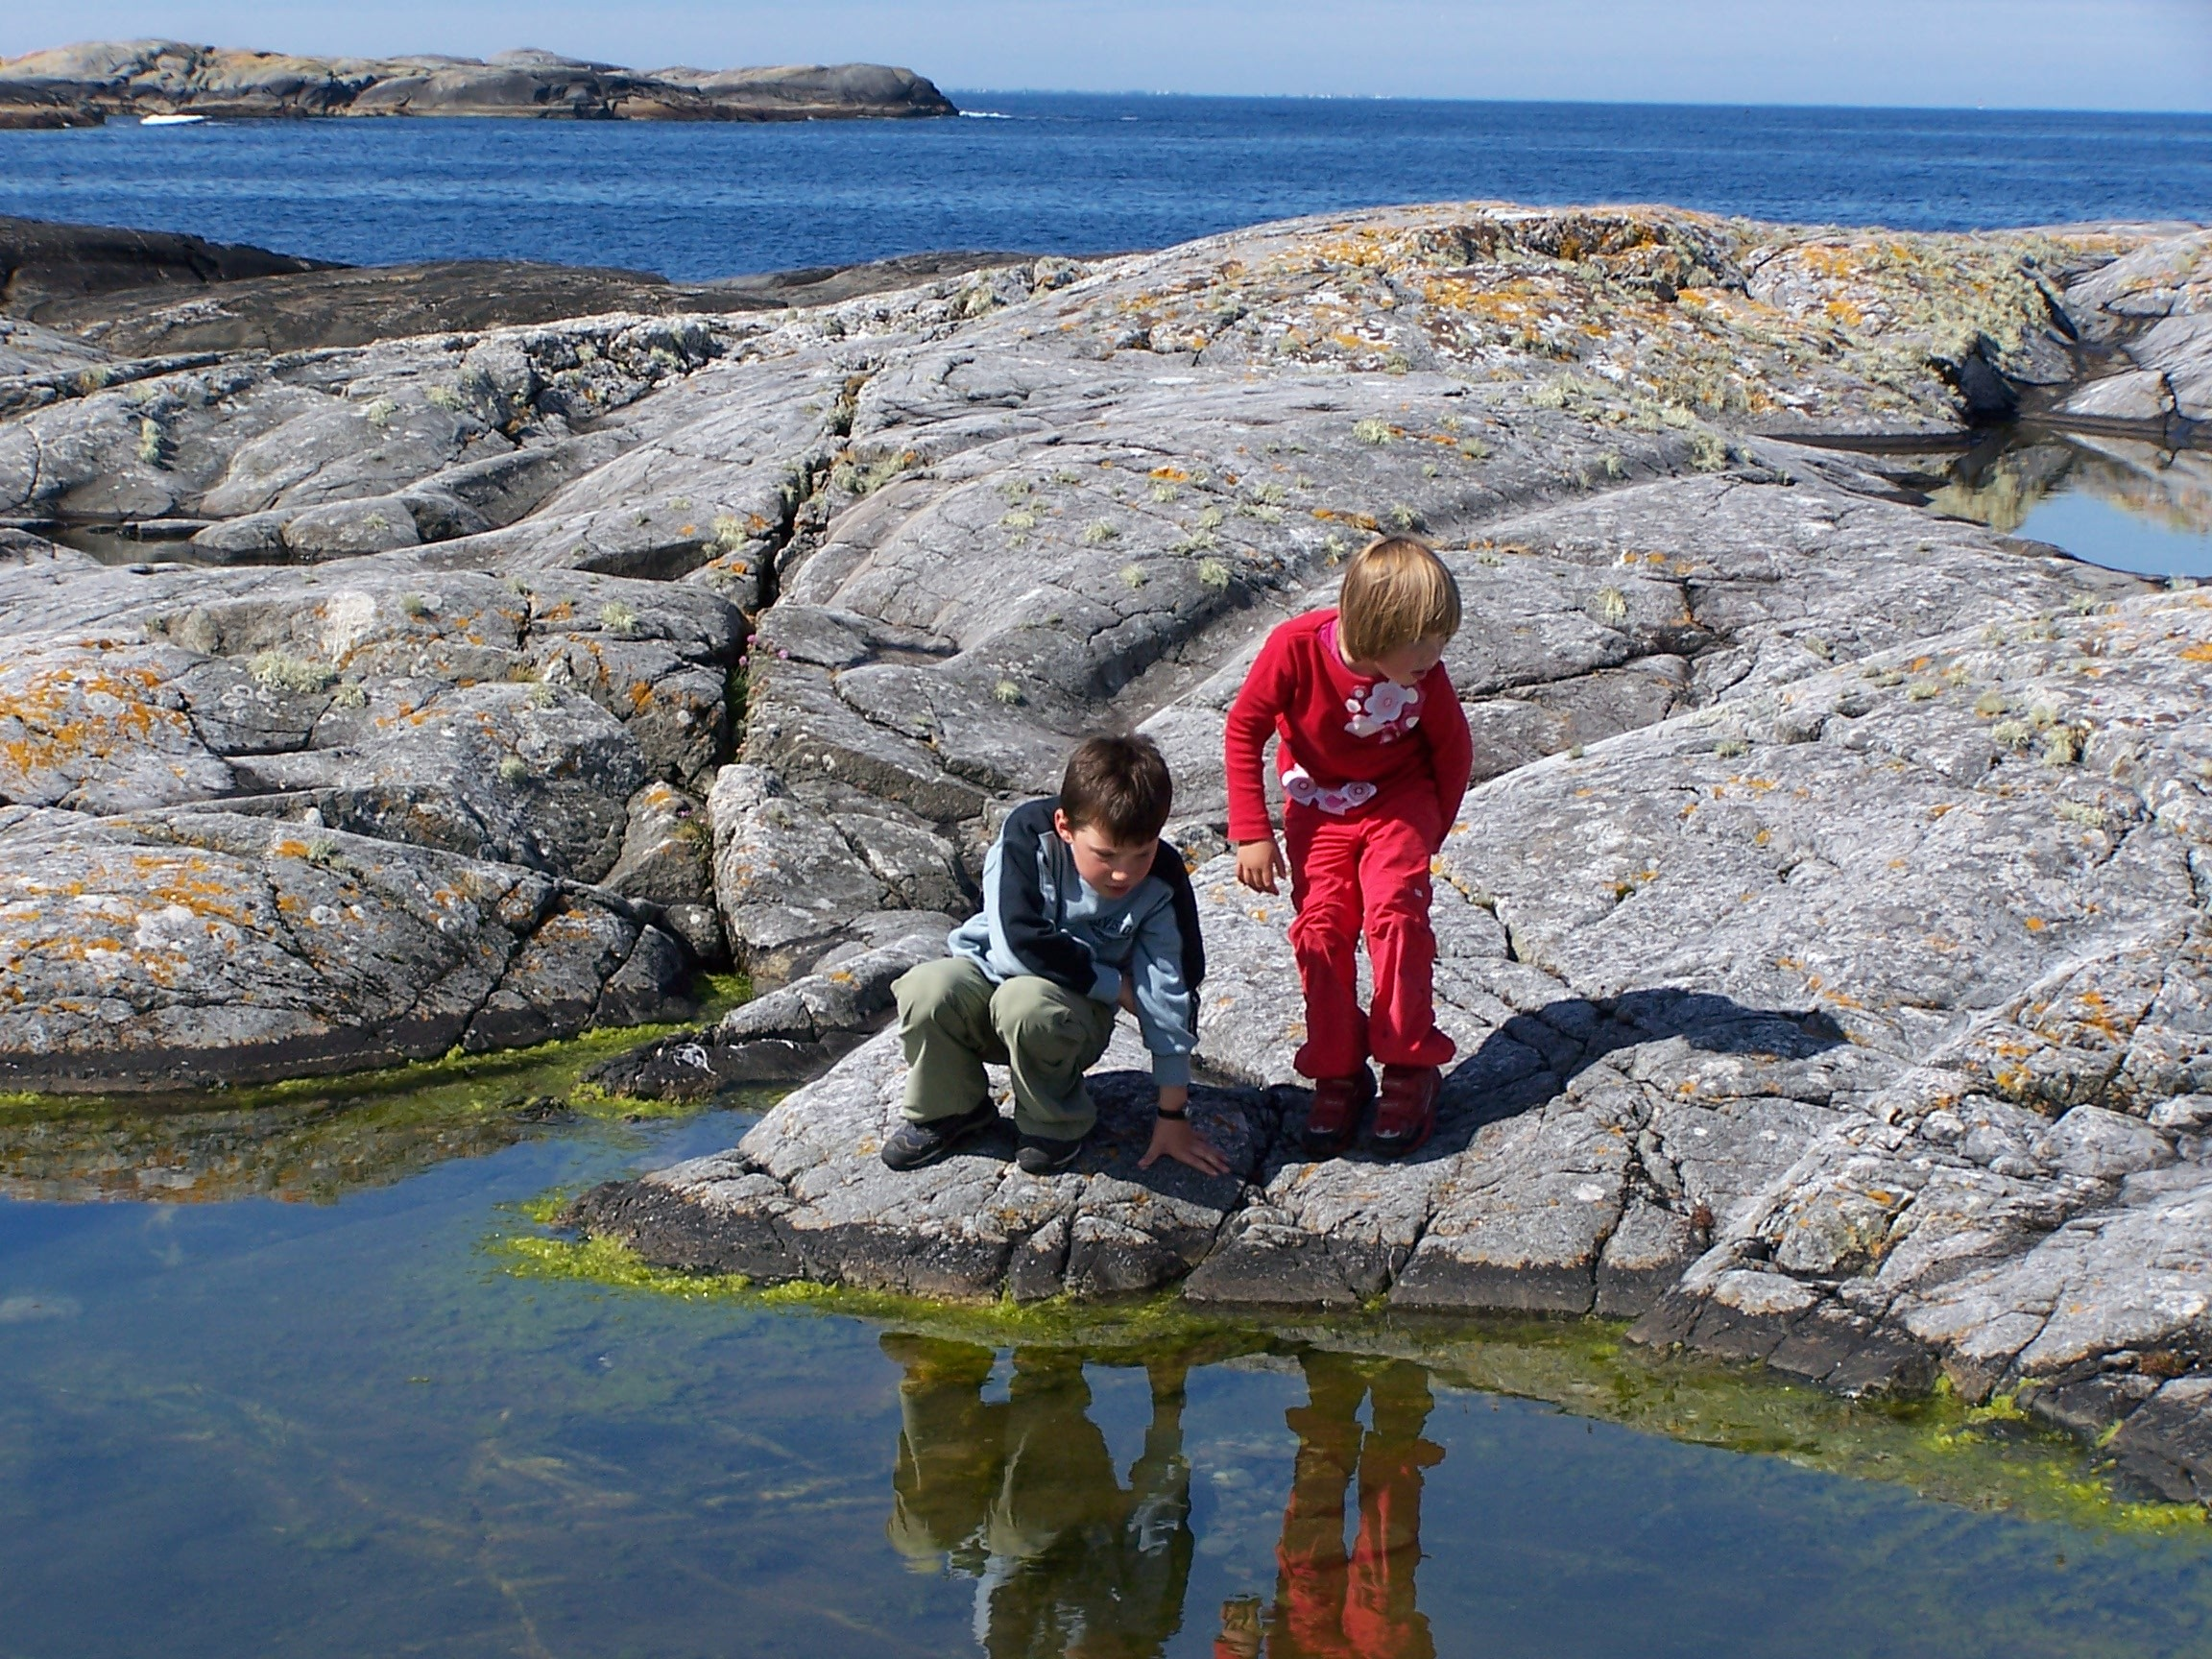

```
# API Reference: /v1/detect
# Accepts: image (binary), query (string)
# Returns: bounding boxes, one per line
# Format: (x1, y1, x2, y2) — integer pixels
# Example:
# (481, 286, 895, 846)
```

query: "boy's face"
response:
(1346, 634, 1447, 687)
(1053, 809, 1156, 897)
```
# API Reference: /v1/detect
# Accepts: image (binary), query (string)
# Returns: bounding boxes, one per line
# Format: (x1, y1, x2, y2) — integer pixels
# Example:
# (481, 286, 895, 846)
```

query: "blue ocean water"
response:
(0, 95, 2205, 279)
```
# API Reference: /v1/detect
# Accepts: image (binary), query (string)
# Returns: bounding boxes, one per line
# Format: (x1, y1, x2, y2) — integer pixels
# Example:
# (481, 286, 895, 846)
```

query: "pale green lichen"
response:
(497, 755, 530, 787)
(599, 600, 639, 637)
(1197, 557, 1232, 591)
(993, 679, 1024, 706)
(361, 397, 400, 428)
(1081, 519, 1119, 545)
(1590, 587, 1629, 626)
(425, 385, 466, 412)
(1000, 509, 1038, 531)
(1353, 419, 1394, 445)
(135, 418, 163, 468)
(249, 651, 339, 694)
(1119, 563, 1149, 589)
(1690, 431, 1731, 471)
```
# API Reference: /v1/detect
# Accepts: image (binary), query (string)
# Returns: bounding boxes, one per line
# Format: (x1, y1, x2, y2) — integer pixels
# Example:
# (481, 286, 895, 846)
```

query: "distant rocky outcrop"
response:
(0, 219, 1038, 356)
(3, 197, 2210, 1489)
(0, 41, 957, 125)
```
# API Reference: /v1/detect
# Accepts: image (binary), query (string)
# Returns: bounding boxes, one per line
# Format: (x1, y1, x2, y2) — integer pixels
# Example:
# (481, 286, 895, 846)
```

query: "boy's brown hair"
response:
(1337, 535, 1462, 663)
(1060, 733, 1173, 846)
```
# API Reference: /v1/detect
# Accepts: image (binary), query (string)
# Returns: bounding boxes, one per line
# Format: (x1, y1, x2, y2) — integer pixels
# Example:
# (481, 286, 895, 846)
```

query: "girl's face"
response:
(1343, 634, 1446, 687)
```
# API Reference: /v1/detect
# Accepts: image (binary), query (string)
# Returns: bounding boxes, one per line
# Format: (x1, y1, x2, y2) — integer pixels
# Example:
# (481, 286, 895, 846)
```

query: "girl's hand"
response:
(1236, 837, 1286, 895)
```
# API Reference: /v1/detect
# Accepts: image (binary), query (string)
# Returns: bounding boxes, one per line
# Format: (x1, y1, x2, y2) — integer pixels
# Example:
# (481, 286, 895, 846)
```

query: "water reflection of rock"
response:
(1930, 429, 2212, 539)
(882, 1336, 1442, 1659)
(0, 1094, 565, 1203)
(884, 1334, 1196, 1659)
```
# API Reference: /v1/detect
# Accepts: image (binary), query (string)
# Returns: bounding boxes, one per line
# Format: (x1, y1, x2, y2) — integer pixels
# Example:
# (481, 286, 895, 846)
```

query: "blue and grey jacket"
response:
(949, 797, 1206, 1087)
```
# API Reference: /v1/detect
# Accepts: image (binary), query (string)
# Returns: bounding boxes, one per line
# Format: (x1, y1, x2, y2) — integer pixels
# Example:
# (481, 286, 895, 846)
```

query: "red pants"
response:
(1285, 779, 1455, 1080)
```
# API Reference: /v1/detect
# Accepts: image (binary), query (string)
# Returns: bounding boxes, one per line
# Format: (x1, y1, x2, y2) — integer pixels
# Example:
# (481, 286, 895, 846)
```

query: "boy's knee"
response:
(991, 976, 1082, 1039)
(896, 955, 986, 1021)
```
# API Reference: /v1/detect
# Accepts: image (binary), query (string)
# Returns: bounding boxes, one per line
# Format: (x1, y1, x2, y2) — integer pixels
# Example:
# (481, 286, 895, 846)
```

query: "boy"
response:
(886, 733, 1230, 1177)
(1224, 536, 1472, 1158)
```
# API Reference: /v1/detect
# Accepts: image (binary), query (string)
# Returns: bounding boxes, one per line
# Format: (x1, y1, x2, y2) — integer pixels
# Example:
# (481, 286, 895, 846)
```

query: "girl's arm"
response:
(1222, 634, 1290, 845)
(1422, 665, 1475, 851)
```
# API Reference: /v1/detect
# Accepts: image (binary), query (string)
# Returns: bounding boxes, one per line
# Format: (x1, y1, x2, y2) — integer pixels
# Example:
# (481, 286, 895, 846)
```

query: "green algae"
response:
(492, 1225, 2207, 1537)
(0, 978, 758, 1205)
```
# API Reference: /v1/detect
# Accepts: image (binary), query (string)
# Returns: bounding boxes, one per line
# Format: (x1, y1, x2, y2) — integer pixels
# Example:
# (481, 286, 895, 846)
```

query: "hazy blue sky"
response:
(4, 2, 2206, 111)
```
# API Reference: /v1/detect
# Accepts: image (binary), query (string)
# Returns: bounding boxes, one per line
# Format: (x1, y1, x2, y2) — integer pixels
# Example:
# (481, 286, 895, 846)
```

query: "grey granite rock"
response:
(0, 805, 688, 1091)
(568, 1024, 1268, 1299)
(8, 199, 2212, 1465)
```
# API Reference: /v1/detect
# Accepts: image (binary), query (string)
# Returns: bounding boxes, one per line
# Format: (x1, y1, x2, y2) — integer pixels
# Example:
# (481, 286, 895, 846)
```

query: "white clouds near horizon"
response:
(2, 1, 2205, 112)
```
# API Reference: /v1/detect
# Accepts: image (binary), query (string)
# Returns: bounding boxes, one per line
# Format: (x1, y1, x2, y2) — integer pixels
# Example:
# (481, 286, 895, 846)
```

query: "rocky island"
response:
(0, 40, 955, 127)
(2, 198, 2209, 1498)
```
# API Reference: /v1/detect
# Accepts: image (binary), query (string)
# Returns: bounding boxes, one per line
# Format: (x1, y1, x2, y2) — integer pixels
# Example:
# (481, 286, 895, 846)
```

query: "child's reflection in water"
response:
(882, 1337, 1436, 1659)
(1216, 1352, 1440, 1659)
(883, 1334, 1195, 1659)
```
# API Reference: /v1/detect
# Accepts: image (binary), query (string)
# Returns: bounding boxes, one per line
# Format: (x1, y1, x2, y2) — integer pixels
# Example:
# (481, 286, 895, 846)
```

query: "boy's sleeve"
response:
(1222, 630, 1291, 846)
(1129, 883, 1198, 1089)
(986, 800, 1110, 998)
(1421, 665, 1473, 851)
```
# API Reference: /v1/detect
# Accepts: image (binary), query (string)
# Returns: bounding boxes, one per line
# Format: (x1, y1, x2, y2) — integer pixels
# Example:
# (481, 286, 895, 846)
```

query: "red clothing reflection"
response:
(1217, 1354, 1440, 1659)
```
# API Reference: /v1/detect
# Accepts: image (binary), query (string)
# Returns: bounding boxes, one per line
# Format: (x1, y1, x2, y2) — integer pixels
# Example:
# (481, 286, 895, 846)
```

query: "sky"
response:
(2, 2, 2206, 112)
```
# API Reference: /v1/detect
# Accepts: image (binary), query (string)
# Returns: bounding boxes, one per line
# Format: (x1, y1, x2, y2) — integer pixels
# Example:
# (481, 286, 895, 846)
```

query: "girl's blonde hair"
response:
(1338, 536, 1461, 662)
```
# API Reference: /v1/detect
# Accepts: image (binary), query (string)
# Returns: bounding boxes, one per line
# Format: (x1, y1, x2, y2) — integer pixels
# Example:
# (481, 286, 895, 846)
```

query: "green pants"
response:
(894, 956, 1119, 1138)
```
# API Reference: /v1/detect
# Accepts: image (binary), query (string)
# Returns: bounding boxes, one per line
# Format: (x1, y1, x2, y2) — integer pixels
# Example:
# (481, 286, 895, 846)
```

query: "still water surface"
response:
(1923, 430, 2212, 581)
(4, 1046, 2211, 1659)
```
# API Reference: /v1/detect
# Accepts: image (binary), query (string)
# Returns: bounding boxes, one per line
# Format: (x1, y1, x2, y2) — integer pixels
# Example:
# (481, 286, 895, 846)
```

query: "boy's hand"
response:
(1141, 1087, 1232, 1176)
(1235, 836, 1286, 895)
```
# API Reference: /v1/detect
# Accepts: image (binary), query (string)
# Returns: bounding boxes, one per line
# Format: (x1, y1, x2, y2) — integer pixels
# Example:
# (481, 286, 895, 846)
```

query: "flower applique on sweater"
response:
(1343, 677, 1421, 741)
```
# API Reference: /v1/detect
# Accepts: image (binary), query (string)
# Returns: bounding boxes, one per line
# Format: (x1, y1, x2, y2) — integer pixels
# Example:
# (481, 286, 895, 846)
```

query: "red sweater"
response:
(1223, 608, 1473, 847)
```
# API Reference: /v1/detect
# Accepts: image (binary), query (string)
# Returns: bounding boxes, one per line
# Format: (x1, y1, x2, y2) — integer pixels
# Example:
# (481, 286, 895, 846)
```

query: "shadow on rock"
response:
(1387, 988, 1849, 1166)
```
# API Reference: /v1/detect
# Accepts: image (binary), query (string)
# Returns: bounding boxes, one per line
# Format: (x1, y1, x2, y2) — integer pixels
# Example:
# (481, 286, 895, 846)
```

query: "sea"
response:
(1, 95, 2206, 277)
(4, 97, 2212, 1659)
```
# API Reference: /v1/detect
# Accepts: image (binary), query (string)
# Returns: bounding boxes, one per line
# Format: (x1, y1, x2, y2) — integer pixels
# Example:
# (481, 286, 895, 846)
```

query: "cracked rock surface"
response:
(547, 206, 2212, 1479)
(7, 198, 2212, 1478)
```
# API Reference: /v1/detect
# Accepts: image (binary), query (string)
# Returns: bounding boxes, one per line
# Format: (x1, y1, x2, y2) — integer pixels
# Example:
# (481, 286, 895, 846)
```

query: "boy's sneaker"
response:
(880, 1099, 1001, 1171)
(1301, 1069, 1375, 1158)
(1014, 1130, 1087, 1175)
(1369, 1065, 1441, 1157)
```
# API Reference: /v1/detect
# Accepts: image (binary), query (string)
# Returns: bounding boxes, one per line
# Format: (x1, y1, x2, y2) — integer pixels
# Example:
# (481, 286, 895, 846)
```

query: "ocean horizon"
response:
(1, 92, 2204, 280)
